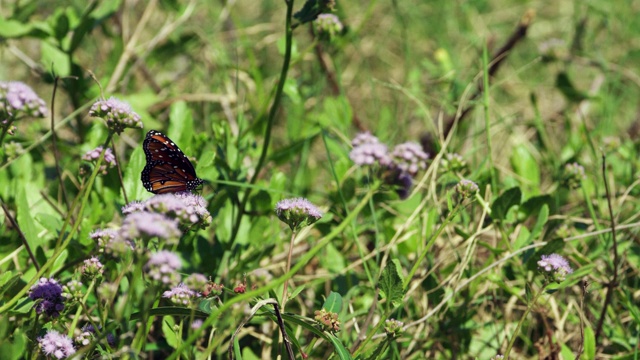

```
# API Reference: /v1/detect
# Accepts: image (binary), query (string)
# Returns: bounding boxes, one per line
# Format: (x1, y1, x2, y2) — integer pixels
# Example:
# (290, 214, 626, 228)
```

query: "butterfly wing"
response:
(140, 130, 203, 194)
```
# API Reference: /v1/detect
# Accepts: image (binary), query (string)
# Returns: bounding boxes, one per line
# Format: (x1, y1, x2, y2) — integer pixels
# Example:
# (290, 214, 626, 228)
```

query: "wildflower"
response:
(202, 282, 224, 297)
(121, 200, 145, 214)
(90, 228, 119, 251)
(382, 169, 413, 199)
(3, 141, 24, 160)
(275, 197, 324, 231)
(89, 97, 142, 134)
(602, 136, 621, 154)
(455, 179, 479, 200)
(563, 162, 586, 189)
(191, 319, 203, 330)
(384, 318, 404, 338)
(184, 273, 208, 292)
(81, 257, 104, 278)
(538, 253, 573, 283)
(491, 356, 505, 360)
(82, 146, 116, 175)
(120, 212, 181, 244)
(314, 13, 344, 39)
(349, 132, 390, 166)
(314, 309, 340, 332)
(145, 250, 182, 285)
(143, 192, 212, 229)
(29, 278, 65, 318)
(234, 282, 246, 294)
(62, 280, 83, 300)
(38, 330, 76, 359)
(0, 81, 47, 118)
(76, 324, 116, 347)
(105, 236, 133, 256)
(250, 268, 273, 286)
(388, 142, 429, 177)
(440, 153, 467, 173)
(163, 283, 200, 306)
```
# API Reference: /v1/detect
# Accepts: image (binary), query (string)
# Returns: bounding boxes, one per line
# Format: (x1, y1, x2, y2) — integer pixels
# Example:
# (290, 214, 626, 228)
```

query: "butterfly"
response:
(141, 130, 204, 194)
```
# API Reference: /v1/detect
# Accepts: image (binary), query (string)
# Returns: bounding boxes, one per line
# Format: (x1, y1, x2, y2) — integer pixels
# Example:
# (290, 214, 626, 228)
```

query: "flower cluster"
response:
(120, 212, 181, 244)
(89, 97, 142, 134)
(202, 282, 224, 297)
(3, 141, 25, 160)
(82, 256, 104, 278)
(124, 192, 212, 229)
(145, 250, 183, 285)
(62, 280, 84, 301)
(75, 324, 116, 347)
(455, 179, 479, 200)
(314, 309, 340, 332)
(82, 146, 117, 175)
(538, 253, 573, 283)
(384, 318, 404, 338)
(163, 283, 201, 306)
(440, 153, 468, 173)
(314, 13, 344, 39)
(563, 162, 586, 189)
(349, 133, 430, 199)
(29, 277, 66, 318)
(275, 197, 324, 231)
(184, 273, 208, 292)
(0, 81, 47, 138)
(38, 330, 76, 359)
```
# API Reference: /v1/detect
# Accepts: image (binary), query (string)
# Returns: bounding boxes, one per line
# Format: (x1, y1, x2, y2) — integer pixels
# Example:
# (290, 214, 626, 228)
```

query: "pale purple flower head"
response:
(29, 277, 65, 318)
(184, 273, 208, 292)
(384, 318, 404, 337)
(90, 228, 118, 248)
(191, 319, 204, 330)
(0, 81, 47, 118)
(89, 97, 142, 134)
(275, 197, 324, 230)
(389, 142, 429, 177)
(350, 142, 389, 166)
(564, 162, 586, 189)
(440, 153, 467, 173)
(351, 132, 380, 147)
(120, 212, 181, 244)
(82, 146, 116, 175)
(538, 253, 573, 283)
(145, 250, 182, 285)
(315, 13, 344, 38)
(456, 179, 479, 199)
(163, 283, 201, 306)
(62, 279, 83, 300)
(39, 330, 76, 359)
(81, 256, 104, 278)
(121, 201, 145, 214)
(143, 192, 212, 229)
(77, 324, 116, 347)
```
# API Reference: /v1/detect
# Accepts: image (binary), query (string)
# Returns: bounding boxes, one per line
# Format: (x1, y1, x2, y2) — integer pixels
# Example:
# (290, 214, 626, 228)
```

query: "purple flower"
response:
(89, 97, 142, 134)
(455, 179, 479, 199)
(120, 212, 181, 244)
(184, 273, 208, 292)
(275, 198, 324, 230)
(81, 256, 104, 278)
(145, 250, 182, 285)
(315, 13, 344, 37)
(349, 142, 389, 166)
(191, 319, 204, 330)
(564, 162, 586, 189)
(389, 142, 429, 177)
(90, 228, 119, 248)
(142, 192, 212, 229)
(122, 200, 145, 214)
(538, 253, 573, 283)
(351, 132, 381, 147)
(76, 324, 116, 347)
(38, 330, 76, 359)
(0, 81, 47, 118)
(163, 283, 200, 306)
(82, 146, 116, 175)
(29, 277, 65, 318)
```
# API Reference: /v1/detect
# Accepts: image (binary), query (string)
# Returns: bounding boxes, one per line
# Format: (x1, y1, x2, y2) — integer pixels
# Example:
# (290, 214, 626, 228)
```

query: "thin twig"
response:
(0, 200, 40, 271)
(594, 154, 619, 344)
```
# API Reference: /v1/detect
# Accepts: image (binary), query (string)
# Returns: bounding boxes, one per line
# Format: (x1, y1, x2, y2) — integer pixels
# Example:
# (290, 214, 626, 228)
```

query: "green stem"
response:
(167, 182, 381, 360)
(0, 132, 114, 314)
(404, 203, 463, 290)
(229, 0, 295, 247)
(482, 44, 497, 191)
(504, 283, 546, 358)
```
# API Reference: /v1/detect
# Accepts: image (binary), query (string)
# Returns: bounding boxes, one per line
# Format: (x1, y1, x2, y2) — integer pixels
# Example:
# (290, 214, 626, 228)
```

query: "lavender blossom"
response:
(538, 253, 573, 283)
(29, 277, 65, 318)
(275, 197, 324, 230)
(389, 142, 429, 177)
(121, 200, 145, 214)
(38, 330, 76, 359)
(0, 81, 47, 118)
(120, 212, 181, 244)
(315, 13, 344, 38)
(384, 318, 404, 337)
(90, 228, 119, 250)
(81, 256, 104, 278)
(455, 179, 479, 200)
(191, 319, 204, 330)
(142, 192, 212, 229)
(184, 273, 208, 292)
(145, 250, 182, 285)
(89, 97, 142, 134)
(163, 283, 200, 306)
(82, 146, 116, 175)
(349, 142, 389, 166)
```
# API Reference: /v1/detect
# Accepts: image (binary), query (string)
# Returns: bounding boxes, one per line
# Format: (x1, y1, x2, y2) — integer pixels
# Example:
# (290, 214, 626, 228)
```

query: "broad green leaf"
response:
(510, 144, 540, 188)
(168, 101, 194, 147)
(322, 291, 343, 313)
(491, 187, 521, 222)
(0, 272, 20, 297)
(378, 260, 405, 309)
(583, 325, 595, 360)
(123, 146, 150, 201)
(518, 204, 549, 250)
(41, 41, 70, 76)
(16, 187, 40, 250)
(326, 333, 353, 360)
(161, 316, 178, 349)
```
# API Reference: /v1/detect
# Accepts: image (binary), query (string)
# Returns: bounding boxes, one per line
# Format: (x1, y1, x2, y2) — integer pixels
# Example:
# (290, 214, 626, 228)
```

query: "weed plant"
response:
(1, 1, 639, 359)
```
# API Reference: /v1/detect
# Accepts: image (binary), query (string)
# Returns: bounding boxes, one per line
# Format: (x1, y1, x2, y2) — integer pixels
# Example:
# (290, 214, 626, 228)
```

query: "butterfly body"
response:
(141, 130, 204, 194)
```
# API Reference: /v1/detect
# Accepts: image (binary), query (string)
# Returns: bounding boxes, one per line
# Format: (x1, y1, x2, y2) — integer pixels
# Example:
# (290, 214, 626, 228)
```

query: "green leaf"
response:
(52, 10, 70, 42)
(0, 18, 50, 38)
(378, 260, 405, 309)
(510, 144, 540, 188)
(0, 271, 20, 297)
(123, 146, 149, 201)
(68, 2, 100, 53)
(491, 187, 522, 222)
(168, 101, 194, 148)
(326, 333, 353, 360)
(583, 324, 595, 360)
(161, 316, 178, 349)
(521, 204, 548, 248)
(322, 291, 343, 313)
(16, 186, 40, 251)
(41, 40, 70, 76)
(294, 0, 336, 25)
